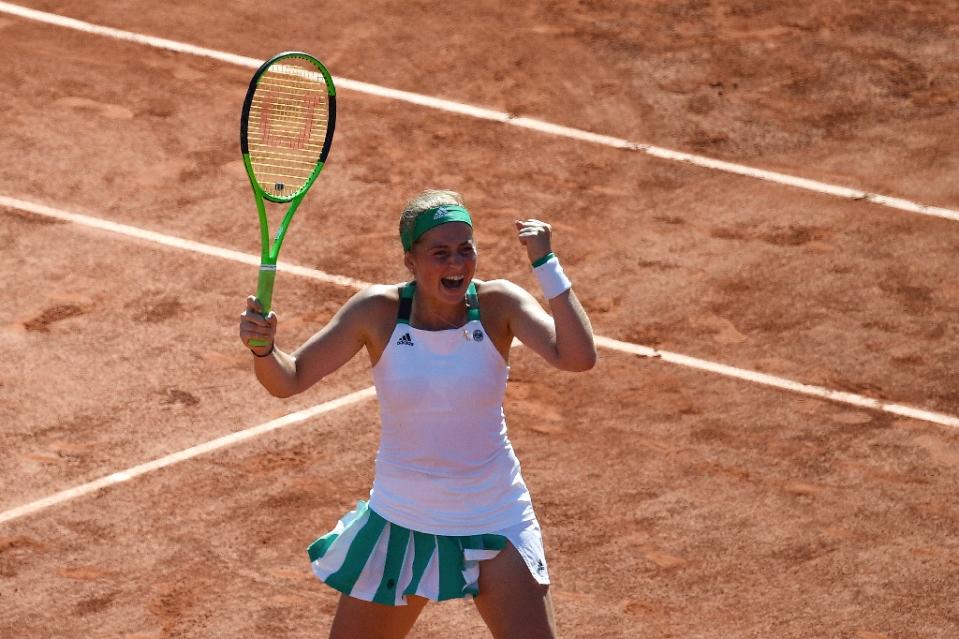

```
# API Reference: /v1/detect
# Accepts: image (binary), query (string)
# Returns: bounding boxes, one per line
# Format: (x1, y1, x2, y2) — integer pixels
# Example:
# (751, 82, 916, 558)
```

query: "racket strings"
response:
(247, 58, 330, 198)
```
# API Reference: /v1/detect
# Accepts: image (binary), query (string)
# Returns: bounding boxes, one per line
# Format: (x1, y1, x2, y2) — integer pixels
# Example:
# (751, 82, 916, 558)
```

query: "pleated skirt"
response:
(307, 500, 548, 606)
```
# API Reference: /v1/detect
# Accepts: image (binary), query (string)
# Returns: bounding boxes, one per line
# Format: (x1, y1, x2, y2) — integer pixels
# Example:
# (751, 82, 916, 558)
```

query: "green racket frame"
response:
(240, 51, 336, 343)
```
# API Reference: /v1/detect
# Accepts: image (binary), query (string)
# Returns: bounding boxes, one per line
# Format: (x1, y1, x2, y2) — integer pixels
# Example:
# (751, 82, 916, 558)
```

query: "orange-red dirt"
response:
(2, 2, 958, 638)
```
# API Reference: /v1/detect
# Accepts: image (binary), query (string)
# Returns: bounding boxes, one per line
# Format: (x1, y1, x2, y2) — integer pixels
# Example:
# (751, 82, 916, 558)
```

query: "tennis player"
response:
(239, 189, 595, 638)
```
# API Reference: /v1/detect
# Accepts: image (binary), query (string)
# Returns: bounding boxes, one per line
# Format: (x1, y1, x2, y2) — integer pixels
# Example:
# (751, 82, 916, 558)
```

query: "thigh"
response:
(473, 542, 558, 639)
(329, 593, 428, 639)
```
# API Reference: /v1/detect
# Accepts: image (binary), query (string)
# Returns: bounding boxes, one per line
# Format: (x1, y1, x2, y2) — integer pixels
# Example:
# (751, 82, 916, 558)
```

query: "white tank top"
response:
(368, 282, 535, 535)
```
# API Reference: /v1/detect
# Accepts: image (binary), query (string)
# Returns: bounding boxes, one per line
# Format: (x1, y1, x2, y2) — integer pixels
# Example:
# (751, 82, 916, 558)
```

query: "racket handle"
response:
(249, 265, 277, 348)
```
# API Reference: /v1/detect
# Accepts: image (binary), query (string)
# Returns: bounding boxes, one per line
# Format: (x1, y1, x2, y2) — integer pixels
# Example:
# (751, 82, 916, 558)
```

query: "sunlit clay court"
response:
(1, 2, 958, 637)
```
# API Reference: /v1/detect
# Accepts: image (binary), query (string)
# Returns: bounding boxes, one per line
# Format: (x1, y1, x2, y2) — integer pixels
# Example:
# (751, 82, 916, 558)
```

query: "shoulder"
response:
(339, 283, 401, 322)
(475, 278, 535, 316)
(351, 283, 402, 305)
(477, 278, 532, 303)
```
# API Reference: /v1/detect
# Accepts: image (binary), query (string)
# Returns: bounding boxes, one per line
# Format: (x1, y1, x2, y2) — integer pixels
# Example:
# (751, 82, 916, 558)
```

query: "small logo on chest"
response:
(396, 332, 414, 347)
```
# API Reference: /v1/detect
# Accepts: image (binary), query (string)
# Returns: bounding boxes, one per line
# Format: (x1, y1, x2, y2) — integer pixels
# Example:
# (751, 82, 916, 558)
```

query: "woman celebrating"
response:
(239, 189, 595, 638)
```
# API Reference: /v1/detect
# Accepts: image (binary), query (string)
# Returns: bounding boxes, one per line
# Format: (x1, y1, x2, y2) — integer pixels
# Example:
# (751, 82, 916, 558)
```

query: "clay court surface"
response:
(1, 1, 958, 637)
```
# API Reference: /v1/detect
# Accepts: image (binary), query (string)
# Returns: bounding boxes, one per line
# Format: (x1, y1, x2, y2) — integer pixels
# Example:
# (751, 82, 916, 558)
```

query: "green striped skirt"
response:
(307, 500, 549, 606)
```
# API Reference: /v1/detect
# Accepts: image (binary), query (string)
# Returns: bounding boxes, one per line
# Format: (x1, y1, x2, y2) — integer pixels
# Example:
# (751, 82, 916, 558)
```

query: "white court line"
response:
(4, 193, 958, 432)
(0, 195, 368, 290)
(594, 336, 959, 429)
(1, 1, 958, 224)
(0, 387, 376, 525)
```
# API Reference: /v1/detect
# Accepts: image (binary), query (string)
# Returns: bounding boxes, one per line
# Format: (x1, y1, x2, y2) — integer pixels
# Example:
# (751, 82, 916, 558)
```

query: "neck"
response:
(410, 294, 467, 330)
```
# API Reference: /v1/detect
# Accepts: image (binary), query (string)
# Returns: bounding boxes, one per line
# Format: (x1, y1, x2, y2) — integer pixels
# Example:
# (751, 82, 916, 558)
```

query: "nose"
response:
(442, 250, 469, 270)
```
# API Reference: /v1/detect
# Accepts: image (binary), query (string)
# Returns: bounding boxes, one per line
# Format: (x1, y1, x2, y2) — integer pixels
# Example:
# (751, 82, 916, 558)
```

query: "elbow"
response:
(264, 378, 302, 398)
(579, 352, 598, 372)
(563, 349, 597, 372)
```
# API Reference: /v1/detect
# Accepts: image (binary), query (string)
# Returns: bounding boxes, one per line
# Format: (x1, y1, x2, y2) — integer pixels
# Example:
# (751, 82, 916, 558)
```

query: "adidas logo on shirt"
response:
(396, 333, 414, 347)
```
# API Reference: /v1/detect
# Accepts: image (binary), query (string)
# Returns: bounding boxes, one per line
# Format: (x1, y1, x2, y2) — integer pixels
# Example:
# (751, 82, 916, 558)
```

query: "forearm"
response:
(252, 347, 301, 397)
(547, 288, 596, 371)
(513, 218, 596, 371)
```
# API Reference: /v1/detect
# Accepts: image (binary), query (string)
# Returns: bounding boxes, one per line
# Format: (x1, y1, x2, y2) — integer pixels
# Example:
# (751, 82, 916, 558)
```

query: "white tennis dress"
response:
(308, 282, 548, 605)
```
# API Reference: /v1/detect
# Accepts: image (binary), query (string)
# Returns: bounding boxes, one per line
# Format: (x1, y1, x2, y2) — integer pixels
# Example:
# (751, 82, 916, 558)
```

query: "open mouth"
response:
(441, 275, 465, 290)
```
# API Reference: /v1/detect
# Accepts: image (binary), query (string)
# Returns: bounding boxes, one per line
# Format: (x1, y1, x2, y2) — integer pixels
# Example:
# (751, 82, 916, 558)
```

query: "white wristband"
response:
(533, 254, 572, 300)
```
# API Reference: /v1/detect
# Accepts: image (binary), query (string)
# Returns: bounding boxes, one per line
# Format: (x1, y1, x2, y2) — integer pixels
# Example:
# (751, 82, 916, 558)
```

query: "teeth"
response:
(442, 275, 464, 289)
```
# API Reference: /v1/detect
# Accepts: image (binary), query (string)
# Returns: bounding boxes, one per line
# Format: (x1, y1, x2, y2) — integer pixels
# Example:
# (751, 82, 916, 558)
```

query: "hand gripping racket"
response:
(240, 51, 336, 345)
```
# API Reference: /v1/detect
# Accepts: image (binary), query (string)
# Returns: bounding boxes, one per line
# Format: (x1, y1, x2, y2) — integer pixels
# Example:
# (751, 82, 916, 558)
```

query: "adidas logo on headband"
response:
(402, 204, 473, 250)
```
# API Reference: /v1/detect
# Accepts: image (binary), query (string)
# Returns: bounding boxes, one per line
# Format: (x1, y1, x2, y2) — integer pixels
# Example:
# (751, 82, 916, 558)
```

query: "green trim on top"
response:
(396, 282, 416, 325)
(531, 251, 556, 268)
(465, 281, 480, 323)
(396, 281, 480, 326)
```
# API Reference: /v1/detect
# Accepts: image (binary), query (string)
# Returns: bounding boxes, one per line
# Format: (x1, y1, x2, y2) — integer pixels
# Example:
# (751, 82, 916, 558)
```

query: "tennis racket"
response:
(240, 51, 336, 345)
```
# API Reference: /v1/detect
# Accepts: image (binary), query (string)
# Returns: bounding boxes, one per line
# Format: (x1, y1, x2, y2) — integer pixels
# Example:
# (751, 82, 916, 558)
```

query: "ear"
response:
(403, 249, 415, 275)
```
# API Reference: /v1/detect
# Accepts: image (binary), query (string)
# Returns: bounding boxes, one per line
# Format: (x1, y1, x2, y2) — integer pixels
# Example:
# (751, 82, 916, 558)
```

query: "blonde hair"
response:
(399, 189, 465, 250)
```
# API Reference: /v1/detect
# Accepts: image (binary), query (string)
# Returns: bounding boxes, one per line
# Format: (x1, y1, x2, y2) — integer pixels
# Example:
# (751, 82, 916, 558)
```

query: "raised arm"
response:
(508, 219, 596, 372)
(239, 287, 383, 397)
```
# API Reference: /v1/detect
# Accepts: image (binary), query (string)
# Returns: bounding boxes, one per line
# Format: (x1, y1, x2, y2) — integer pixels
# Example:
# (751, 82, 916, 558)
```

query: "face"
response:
(404, 222, 477, 305)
